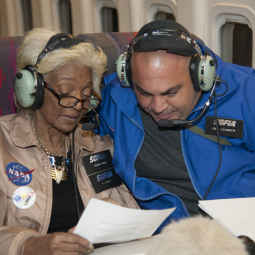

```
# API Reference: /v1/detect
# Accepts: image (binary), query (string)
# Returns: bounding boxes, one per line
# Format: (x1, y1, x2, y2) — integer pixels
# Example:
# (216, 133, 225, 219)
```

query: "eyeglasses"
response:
(44, 82, 102, 109)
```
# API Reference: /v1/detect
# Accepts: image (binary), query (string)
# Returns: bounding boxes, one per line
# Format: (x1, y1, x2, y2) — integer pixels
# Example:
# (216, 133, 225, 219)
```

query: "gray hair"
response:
(17, 28, 107, 95)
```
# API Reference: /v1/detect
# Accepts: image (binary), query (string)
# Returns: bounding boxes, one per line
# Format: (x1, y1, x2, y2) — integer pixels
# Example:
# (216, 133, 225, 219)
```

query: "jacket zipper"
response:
(130, 117, 190, 215)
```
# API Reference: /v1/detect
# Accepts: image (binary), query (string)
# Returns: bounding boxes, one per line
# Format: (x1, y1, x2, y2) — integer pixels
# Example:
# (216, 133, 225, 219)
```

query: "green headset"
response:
(15, 33, 85, 110)
(116, 27, 216, 92)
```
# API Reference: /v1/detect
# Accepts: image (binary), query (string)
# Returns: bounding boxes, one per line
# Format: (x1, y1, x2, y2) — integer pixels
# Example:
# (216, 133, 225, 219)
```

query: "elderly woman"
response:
(0, 28, 139, 255)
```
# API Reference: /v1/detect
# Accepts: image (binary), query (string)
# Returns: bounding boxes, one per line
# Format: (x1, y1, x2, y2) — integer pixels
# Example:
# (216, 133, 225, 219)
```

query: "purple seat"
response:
(0, 32, 136, 117)
(77, 32, 137, 78)
(0, 37, 21, 117)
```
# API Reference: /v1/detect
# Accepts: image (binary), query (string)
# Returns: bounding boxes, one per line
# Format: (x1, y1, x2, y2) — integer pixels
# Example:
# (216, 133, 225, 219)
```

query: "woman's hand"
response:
(68, 226, 76, 234)
(23, 232, 94, 255)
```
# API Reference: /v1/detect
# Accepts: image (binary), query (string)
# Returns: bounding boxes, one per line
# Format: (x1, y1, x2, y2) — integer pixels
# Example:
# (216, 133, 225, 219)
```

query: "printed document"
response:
(199, 197, 255, 242)
(74, 198, 175, 244)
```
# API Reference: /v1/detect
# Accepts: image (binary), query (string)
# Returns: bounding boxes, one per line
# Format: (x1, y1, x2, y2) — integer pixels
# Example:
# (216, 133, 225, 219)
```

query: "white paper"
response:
(93, 236, 156, 255)
(74, 198, 175, 244)
(199, 197, 255, 241)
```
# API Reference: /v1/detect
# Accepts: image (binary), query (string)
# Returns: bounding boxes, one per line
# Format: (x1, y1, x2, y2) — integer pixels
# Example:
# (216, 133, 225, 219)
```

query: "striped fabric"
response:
(0, 37, 21, 116)
(0, 32, 136, 117)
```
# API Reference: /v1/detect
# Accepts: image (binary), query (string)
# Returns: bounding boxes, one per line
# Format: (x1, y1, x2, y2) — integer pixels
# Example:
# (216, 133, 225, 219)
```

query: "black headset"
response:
(15, 33, 85, 110)
(116, 27, 216, 92)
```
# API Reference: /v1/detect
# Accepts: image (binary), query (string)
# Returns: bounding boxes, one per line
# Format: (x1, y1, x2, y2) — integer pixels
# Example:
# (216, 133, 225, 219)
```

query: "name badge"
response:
(205, 116, 243, 138)
(82, 149, 122, 194)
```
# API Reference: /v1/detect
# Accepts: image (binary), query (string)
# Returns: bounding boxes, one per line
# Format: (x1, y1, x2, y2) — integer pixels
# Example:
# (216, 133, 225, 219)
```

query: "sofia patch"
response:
(12, 187, 36, 209)
(5, 162, 34, 186)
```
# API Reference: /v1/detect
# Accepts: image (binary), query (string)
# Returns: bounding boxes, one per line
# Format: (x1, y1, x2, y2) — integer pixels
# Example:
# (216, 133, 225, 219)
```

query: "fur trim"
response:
(147, 216, 247, 255)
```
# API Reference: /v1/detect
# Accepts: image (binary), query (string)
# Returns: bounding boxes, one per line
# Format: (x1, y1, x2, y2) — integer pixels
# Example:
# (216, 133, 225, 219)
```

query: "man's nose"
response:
(151, 96, 168, 114)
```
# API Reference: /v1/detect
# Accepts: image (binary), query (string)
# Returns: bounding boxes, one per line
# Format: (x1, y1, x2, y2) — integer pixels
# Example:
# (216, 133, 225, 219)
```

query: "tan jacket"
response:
(0, 110, 139, 255)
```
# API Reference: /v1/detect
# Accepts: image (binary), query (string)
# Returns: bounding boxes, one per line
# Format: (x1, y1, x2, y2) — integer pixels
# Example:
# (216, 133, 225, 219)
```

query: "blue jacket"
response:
(97, 55, 255, 232)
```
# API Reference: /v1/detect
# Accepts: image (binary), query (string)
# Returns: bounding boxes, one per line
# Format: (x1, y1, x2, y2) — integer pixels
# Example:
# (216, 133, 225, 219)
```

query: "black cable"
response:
(193, 40, 226, 200)
(214, 79, 228, 97)
(203, 90, 222, 200)
(72, 130, 80, 219)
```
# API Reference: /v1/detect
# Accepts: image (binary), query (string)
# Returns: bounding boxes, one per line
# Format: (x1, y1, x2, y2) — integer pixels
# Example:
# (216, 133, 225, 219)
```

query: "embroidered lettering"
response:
(213, 119, 236, 127)
(97, 171, 113, 182)
(90, 152, 106, 163)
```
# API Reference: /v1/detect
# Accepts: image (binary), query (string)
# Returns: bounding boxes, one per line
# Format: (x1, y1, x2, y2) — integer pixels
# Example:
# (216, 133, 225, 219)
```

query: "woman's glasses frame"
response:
(44, 82, 102, 109)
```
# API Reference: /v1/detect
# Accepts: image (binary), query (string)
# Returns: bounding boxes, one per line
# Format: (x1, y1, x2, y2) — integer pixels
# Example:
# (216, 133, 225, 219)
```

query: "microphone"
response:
(158, 77, 218, 127)
(158, 119, 192, 127)
(81, 109, 100, 131)
(81, 123, 100, 131)
(158, 103, 210, 127)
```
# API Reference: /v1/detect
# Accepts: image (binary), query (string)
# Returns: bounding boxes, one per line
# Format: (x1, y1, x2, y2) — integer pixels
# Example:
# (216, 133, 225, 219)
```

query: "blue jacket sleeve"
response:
(96, 73, 118, 139)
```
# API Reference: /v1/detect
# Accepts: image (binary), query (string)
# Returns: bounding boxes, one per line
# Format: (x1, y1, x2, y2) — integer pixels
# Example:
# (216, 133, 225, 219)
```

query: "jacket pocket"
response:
(3, 196, 22, 227)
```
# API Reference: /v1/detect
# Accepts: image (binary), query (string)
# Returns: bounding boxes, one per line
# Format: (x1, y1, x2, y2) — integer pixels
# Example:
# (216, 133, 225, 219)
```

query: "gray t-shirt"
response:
(134, 107, 200, 216)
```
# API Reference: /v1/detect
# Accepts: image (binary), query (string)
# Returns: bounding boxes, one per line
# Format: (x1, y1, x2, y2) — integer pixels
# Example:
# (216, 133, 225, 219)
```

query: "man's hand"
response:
(23, 232, 94, 255)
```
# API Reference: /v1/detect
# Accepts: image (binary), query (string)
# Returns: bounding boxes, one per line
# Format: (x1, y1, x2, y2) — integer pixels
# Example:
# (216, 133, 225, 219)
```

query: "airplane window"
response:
(155, 12, 175, 21)
(148, 4, 175, 22)
(101, 7, 119, 32)
(21, 0, 33, 32)
(221, 22, 252, 67)
(233, 23, 252, 67)
(59, 0, 72, 34)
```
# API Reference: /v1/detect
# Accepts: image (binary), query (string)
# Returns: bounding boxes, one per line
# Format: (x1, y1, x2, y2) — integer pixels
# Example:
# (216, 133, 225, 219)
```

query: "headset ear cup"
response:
(198, 54, 216, 91)
(189, 53, 201, 92)
(31, 72, 44, 110)
(15, 69, 36, 108)
(116, 53, 132, 87)
(125, 52, 133, 87)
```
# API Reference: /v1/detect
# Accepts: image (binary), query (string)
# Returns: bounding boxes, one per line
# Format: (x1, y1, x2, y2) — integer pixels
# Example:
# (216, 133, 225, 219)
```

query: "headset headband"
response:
(117, 26, 216, 91)
(128, 27, 202, 57)
(30, 33, 85, 72)
(132, 28, 201, 55)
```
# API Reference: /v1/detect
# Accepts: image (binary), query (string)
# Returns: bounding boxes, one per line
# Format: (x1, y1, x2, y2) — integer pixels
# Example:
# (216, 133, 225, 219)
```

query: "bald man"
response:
(97, 20, 255, 232)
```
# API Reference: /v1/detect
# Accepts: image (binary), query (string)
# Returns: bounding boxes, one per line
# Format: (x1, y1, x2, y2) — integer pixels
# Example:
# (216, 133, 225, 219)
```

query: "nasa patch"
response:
(5, 162, 34, 186)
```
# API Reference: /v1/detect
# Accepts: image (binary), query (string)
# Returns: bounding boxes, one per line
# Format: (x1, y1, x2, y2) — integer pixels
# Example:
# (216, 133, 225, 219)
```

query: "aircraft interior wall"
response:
(0, 0, 254, 67)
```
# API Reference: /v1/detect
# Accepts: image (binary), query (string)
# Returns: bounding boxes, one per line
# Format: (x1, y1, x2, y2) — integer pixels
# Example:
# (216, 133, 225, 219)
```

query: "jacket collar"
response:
(10, 110, 94, 152)
(110, 83, 144, 128)
(73, 127, 95, 152)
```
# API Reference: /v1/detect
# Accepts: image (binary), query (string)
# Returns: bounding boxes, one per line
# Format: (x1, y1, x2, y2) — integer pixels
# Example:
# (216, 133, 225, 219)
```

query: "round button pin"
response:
(12, 187, 36, 209)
